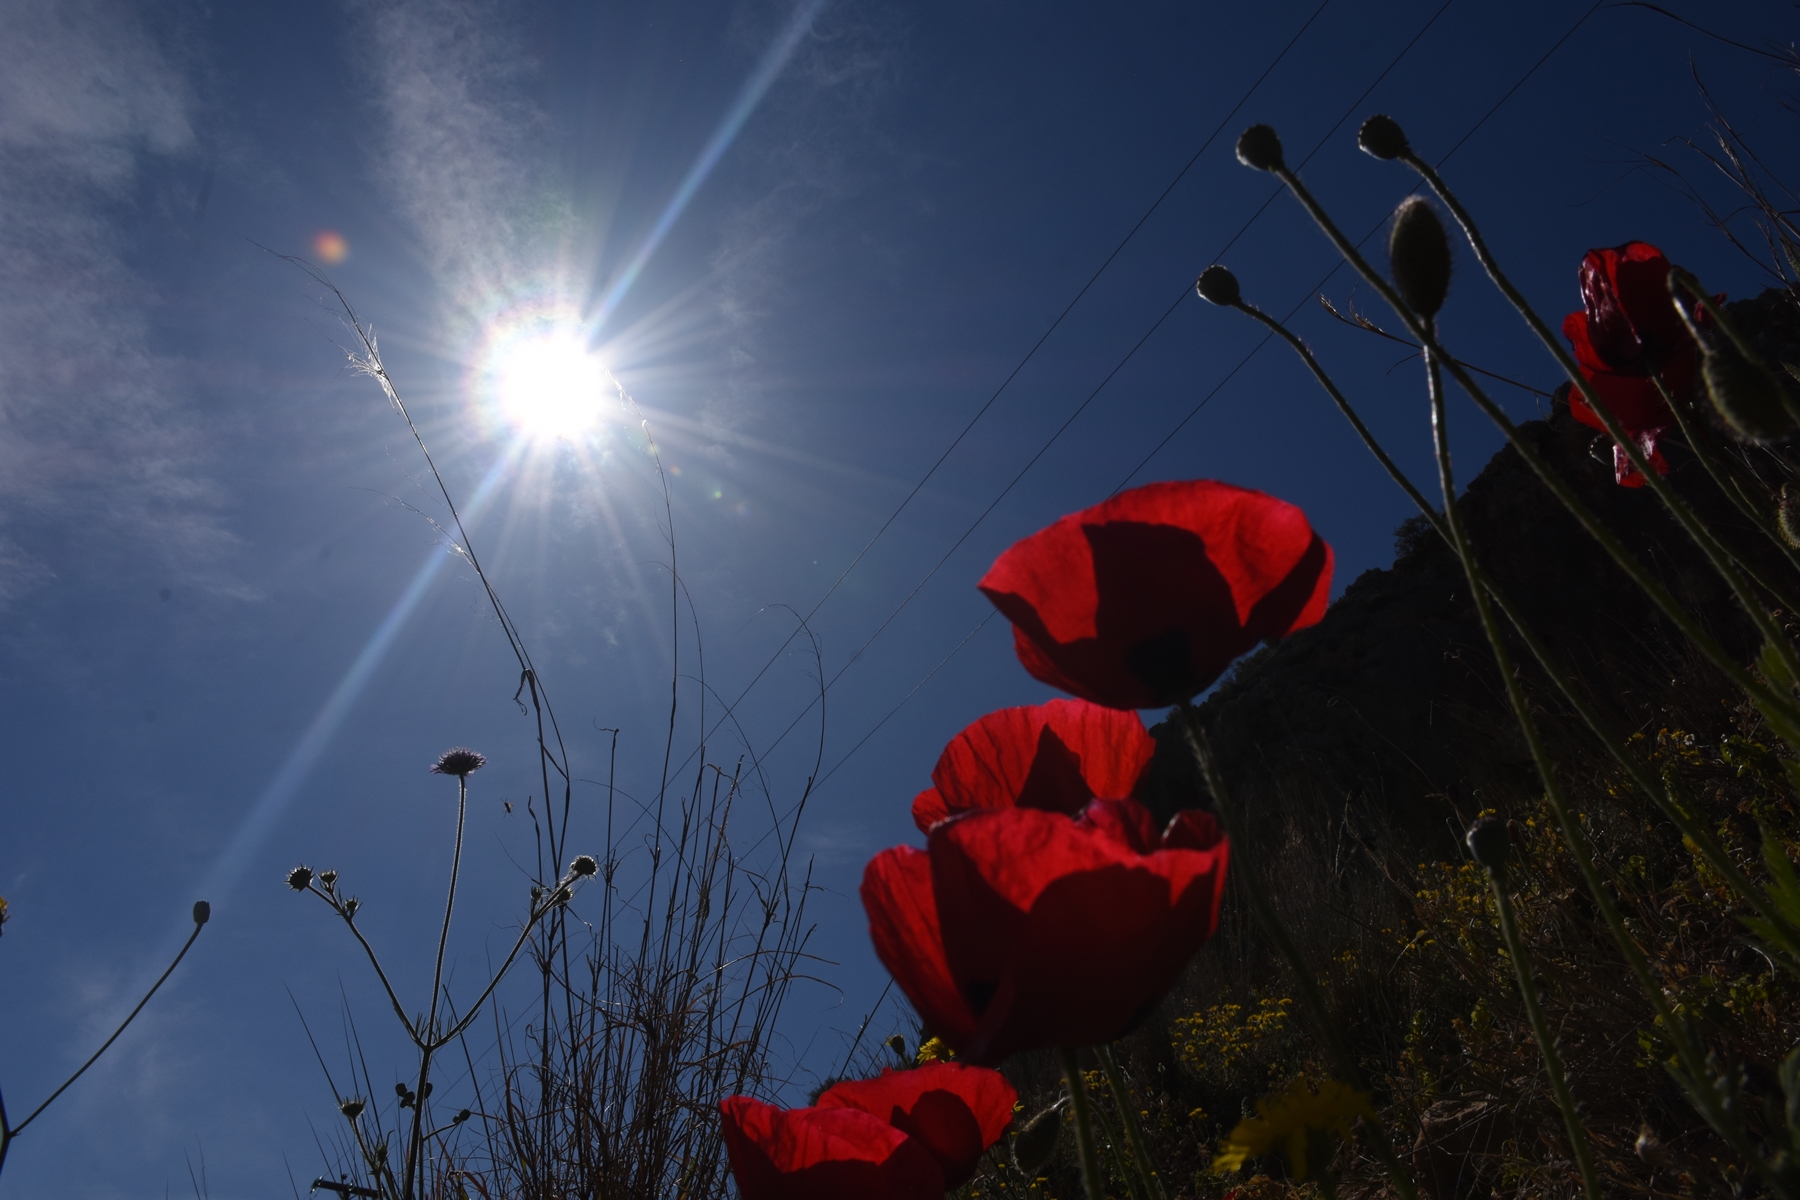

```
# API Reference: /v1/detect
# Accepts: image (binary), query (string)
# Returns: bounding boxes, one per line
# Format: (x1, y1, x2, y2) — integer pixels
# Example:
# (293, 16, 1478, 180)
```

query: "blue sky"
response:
(2, 0, 1796, 1194)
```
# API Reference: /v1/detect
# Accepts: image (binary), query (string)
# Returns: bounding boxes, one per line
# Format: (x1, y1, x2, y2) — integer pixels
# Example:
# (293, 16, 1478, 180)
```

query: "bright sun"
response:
(479, 315, 610, 442)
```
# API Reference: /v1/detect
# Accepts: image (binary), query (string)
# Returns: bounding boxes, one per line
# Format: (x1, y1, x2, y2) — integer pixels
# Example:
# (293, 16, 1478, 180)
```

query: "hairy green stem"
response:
(1059, 1048, 1106, 1200)
(1096, 1044, 1167, 1200)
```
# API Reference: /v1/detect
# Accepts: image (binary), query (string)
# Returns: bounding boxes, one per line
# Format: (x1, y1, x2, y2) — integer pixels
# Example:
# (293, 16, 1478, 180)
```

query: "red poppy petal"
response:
(818, 1063, 1019, 1188)
(718, 1097, 946, 1200)
(929, 699, 1154, 820)
(1076, 796, 1160, 854)
(1161, 808, 1225, 853)
(911, 787, 952, 834)
(1568, 370, 1672, 438)
(862, 847, 978, 1047)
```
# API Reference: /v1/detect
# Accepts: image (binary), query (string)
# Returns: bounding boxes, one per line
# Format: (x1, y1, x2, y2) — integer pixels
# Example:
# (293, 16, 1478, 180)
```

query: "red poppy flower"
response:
(862, 798, 1229, 1065)
(978, 481, 1332, 710)
(718, 1095, 945, 1200)
(911, 698, 1155, 832)
(1560, 241, 1716, 488)
(818, 1063, 1019, 1187)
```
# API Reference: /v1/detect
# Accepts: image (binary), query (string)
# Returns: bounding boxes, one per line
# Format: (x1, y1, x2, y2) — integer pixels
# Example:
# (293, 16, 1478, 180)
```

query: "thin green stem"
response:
(1177, 707, 1420, 1200)
(1483, 862, 1603, 1200)
(1059, 1048, 1106, 1200)
(1096, 1044, 1167, 1200)
(404, 774, 470, 1200)
(1392, 152, 1800, 699)
(1235, 295, 1800, 957)
(1425, 329, 1602, 1200)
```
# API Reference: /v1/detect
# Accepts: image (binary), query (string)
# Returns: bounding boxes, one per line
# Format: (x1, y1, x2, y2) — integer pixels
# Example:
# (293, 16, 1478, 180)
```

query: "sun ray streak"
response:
(592, 0, 830, 330)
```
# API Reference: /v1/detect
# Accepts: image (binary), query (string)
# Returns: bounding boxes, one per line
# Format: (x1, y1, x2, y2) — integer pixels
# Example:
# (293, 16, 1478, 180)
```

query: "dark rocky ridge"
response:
(1143, 287, 1800, 855)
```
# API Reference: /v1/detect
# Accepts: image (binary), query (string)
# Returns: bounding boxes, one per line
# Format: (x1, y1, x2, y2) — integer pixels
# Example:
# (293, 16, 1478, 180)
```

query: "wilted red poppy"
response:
(862, 797, 1229, 1065)
(978, 481, 1332, 710)
(718, 1095, 944, 1200)
(911, 698, 1154, 832)
(1561, 241, 1716, 488)
(818, 1062, 1019, 1187)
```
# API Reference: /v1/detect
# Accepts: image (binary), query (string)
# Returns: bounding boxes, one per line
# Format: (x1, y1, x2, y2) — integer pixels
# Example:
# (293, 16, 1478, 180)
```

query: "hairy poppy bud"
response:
(1235, 124, 1284, 172)
(286, 866, 313, 891)
(1466, 817, 1510, 870)
(339, 1098, 365, 1120)
(1702, 347, 1795, 444)
(553, 886, 573, 906)
(1195, 265, 1241, 307)
(1779, 486, 1800, 549)
(192, 900, 211, 926)
(1389, 198, 1451, 318)
(570, 854, 598, 878)
(1012, 1101, 1065, 1176)
(1358, 113, 1409, 160)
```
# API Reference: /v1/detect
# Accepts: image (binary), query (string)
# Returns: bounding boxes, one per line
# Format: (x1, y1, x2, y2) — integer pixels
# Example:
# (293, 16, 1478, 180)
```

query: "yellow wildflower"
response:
(1212, 1078, 1374, 1180)
(915, 1036, 955, 1064)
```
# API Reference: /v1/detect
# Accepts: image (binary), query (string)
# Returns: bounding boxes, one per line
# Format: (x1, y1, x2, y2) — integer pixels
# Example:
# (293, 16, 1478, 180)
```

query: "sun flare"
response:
(477, 308, 609, 443)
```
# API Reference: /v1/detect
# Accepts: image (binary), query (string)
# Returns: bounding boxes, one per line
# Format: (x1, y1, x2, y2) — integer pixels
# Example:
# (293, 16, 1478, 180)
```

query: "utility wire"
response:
(741, 0, 1462, 773)
(669, 0, 1338, 776)
(804, 0, 1606, 794)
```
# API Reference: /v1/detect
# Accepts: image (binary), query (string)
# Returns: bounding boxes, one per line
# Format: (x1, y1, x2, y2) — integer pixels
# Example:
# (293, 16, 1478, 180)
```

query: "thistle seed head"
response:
(431, 747, 487, 778)
(1195, 265, 1242, 307)
(1235, 124, 1284, 172)
(286, 866, 314, 892)
(570, 854, 598, 878)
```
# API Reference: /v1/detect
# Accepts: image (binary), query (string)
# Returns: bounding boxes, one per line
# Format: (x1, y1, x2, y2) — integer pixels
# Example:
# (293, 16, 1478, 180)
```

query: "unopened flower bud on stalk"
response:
(287, 866, 313, 891)
(1012, 1100, 1066, 1176)
(1702, 346, 1795, 444)
(1357, 114, 1409, 160)
(1195, 265, 1241, 307)
(1465, 817, 1510, 871)
(1235, 124, 1284, 172)
(1779, 485, 1800, 550)
(1389, 197, 1451, 319)
(319, 869, 337, 889)
(192, 900, 211, 926)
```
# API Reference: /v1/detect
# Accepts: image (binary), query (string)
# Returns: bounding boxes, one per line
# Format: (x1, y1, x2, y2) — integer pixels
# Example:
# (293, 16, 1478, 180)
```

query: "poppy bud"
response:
(1779, 486, 1800, 550)
(1465, 817, 1510, 871)
(192, 900, 211, 926)
(1012, 1101, 1065, 1176)
(1195, 265, 1241, 307)
(884, 1034, 908, 1061)
(1357, 113, 1409, 160)
(1235, 124, 1284, 172)
(570, 854, 598, 878)
(396, 1082, 410, 1097)
(287, 866, 313, 892)
(319, 870, 338, 889)
(339, 1098, 365, 1120)
(453, 1108, 471, 1124)
(1388, 198, 1451, 319)
(1702, 346, 1795, 444)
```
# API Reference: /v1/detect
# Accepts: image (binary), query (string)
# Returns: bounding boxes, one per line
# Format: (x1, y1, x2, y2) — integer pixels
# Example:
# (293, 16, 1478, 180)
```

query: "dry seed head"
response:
(1703, 347, 1795, 444)
(1388, 197, 1451, 318)
(431, 747, 487, 777)
(1357, 114, 1409, 160)
(1235, 124, 1284, 172)
(570, 854, 598, 878)
(339, 1098, 366, 1120)
(286, 865, 313, 892)
(1195, 265, 1241, 307)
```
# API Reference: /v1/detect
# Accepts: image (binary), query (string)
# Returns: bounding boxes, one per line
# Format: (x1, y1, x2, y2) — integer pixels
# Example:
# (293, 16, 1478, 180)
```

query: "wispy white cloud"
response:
(0, 0, 240, 611)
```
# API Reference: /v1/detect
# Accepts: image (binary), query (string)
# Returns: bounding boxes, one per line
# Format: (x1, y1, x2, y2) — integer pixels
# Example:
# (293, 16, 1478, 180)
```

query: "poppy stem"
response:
(1057, 1048, 1106, 1200)
(1425, 335, 1605, 1200)
(1095, 1044, 1167, 1200)
(1389, 152, 1800, 714)
(1221, 294, 1800, 959)
(1479, 854, 1603, 1200)
(1176, 706, 1420, 1200)
(1270, 155, 1800, 740)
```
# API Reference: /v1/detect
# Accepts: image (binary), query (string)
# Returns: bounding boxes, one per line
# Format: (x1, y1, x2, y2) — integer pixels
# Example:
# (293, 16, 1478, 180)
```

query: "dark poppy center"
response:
(1125, 628, 1198, 705)
(960, 979, 998, 1018)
